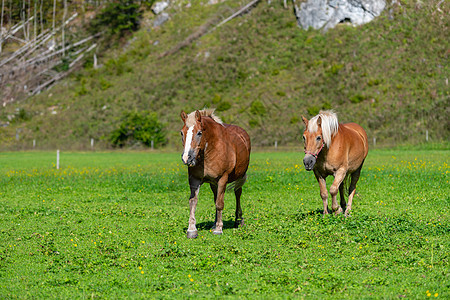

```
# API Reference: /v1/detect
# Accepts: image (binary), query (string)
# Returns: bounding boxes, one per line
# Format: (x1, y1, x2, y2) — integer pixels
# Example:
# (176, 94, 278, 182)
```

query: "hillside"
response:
(0, 0, 448, 150)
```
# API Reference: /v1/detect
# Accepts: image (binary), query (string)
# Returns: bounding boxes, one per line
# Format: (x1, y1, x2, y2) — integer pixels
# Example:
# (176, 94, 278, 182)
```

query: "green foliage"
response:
(216, 101, 231, 112)
(250, 100, 266, 116)
(109, 111, 167, 148)
(327, 63, 344, 76)
(249, 119, 259, 128)
(0, 150, 448, 298)
(14, 108, 31, 123)
(349, 94, 365, 104)
(290, 116, 300, 124)
(89, 0, 143, 37)
(307, 106, 320, 116)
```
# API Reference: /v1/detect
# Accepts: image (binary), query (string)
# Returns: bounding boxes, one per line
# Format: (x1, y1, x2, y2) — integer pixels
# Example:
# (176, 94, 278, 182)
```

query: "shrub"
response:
(216, 101, 231, 112)
(349, 94, 365, 104)
(307, 106, 320, 116)
(250, 100, 266, 116)
(109, 111, 167, 148)
(90, 0, 144, 37)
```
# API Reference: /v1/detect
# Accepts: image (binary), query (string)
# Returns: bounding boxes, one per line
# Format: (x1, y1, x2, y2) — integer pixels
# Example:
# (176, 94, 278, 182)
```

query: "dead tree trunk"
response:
(0, 0, 5, 53)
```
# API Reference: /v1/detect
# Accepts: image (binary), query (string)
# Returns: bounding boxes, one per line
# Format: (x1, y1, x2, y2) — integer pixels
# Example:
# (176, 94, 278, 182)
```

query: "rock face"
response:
(152, 1, 169, 15)
(295, 0, 386, 32)
(153, 13, 170, 27)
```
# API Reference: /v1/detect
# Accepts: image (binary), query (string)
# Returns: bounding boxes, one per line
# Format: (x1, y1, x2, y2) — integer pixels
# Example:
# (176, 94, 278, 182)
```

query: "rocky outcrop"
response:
(152, 1, 169, 15)
(294, 0, 386, 32)
(153, 13, 170, 27)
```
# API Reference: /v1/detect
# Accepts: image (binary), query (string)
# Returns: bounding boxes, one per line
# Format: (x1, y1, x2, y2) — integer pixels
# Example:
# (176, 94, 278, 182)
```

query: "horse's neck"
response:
(204, 119, 225, 152)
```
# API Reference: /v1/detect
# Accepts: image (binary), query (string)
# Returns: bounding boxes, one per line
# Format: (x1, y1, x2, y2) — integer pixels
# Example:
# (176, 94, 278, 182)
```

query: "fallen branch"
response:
(69, 43, 96, 68)
(31, 43, 96, 95)
(213, 0, 261, 30)
(159, 0, 261, 59)
(159, 16, 221, 59)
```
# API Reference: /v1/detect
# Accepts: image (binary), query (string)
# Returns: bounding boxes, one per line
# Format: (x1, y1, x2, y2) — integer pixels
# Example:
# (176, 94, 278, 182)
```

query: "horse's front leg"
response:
(330, 168, 347, 215)
(213, 174, 228, 235)
(186, 176, 202, 239)
(314, 171, 329, 215)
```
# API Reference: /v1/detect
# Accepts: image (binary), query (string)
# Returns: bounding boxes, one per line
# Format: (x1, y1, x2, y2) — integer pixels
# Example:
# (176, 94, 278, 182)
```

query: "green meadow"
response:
(0, 149, 448, 298)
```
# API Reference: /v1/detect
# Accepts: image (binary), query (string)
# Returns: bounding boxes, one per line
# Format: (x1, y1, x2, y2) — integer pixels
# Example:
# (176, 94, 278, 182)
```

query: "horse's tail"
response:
(343, 173, 352, 196)
(343, 160, 365, 196)
(226, 174, 247, 192)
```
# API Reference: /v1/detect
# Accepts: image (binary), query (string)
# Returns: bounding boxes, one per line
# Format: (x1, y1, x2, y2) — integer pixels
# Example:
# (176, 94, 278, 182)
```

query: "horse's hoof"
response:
(234, 219, 244, 228)
(186, 230, 198, 239)
(333, 207, 343, 215)
(212, 230, 223, 235)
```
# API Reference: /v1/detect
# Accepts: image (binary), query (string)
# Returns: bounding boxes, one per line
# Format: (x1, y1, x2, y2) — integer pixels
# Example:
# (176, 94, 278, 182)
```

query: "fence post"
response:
(33, 139, 36, 148)
(426, 130, 428, 142)
(56, 149, 60, 170)
(274, 140, 278, 150)
(373, 137, 376, 147)
(91, 138, 94, 149)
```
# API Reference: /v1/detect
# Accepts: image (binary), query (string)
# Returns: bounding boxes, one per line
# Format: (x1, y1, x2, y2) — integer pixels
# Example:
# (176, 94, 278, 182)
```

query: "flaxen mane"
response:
(185, 108, 223, 127)
(308, 110, 339, 147)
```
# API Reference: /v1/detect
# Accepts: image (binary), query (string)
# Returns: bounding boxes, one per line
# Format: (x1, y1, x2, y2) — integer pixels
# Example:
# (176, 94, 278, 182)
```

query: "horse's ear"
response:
(195, 110, 202, 123)
(302, 116, 308, 127)
(317, 116, 322, 127)
(180, 110, 187, 123)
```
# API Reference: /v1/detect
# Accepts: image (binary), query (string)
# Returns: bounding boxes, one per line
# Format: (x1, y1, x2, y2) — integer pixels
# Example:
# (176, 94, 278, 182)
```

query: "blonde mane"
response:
(308, 110, 339, 147)
(185, 108, 223, 127)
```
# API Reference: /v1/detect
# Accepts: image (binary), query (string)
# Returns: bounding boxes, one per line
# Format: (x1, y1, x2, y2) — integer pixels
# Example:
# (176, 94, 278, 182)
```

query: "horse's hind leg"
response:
(345, 164, 363, 216)
(213, 175, 228, 235)
(210, 183, 218, 230)
(339, 183, 347, 212)
(234, 187, 244, 228)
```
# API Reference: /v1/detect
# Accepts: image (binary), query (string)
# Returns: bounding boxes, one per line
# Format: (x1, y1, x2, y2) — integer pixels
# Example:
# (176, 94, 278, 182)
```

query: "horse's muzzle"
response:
(303, 155, 316, 171)
(181, 151, 196, 167)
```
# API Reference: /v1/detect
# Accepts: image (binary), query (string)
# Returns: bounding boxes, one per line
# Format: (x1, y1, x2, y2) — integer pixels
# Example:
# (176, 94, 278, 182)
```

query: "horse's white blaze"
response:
(182, 126, 194, 163)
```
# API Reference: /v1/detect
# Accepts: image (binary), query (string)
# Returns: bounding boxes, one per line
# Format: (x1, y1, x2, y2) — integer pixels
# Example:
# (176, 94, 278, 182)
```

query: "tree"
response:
(89, 0, 143, 38)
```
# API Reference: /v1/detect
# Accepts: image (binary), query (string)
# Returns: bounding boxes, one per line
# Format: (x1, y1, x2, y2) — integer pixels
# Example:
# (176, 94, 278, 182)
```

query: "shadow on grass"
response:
(183, 219, 237, 232)
(294, 208, 324, 221)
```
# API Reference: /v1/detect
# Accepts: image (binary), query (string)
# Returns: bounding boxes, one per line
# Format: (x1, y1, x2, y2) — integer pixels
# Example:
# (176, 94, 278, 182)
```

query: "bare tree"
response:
(1, 0, 5, 53)
(62, 0, 67, 55)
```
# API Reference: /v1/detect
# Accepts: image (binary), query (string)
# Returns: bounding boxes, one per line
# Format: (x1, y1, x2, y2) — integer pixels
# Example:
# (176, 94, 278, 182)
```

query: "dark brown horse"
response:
(180, 109, 251, 238)
(302, 111, 368, 216)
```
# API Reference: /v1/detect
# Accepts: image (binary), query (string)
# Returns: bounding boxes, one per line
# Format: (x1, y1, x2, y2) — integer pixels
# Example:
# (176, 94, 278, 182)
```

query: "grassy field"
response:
(0, 149, 448, 298)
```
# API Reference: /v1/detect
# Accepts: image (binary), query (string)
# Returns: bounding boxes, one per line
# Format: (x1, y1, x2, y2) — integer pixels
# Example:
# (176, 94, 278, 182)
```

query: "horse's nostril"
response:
(303, 155, 316, 170)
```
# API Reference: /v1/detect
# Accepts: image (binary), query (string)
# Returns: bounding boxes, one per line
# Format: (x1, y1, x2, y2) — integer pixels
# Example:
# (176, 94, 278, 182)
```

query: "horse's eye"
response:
(316, 136, 321, 141)
(302, 136, 306, 141)
(197, 131, 202, 136)
(180, 131, 183, 136)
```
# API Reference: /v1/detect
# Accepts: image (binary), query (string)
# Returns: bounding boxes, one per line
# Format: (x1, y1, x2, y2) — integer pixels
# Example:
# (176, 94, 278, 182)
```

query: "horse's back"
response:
(342, 123, 368, 155)
(224, 124, 251, 177)
(339, 123, 368, 169)
(225, 124, 251, 151)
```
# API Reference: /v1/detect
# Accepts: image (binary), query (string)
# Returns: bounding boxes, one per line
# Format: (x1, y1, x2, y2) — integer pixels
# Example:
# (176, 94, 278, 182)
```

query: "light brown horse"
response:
(180, 109, 251, 238)
(302, 111, 368, 216)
